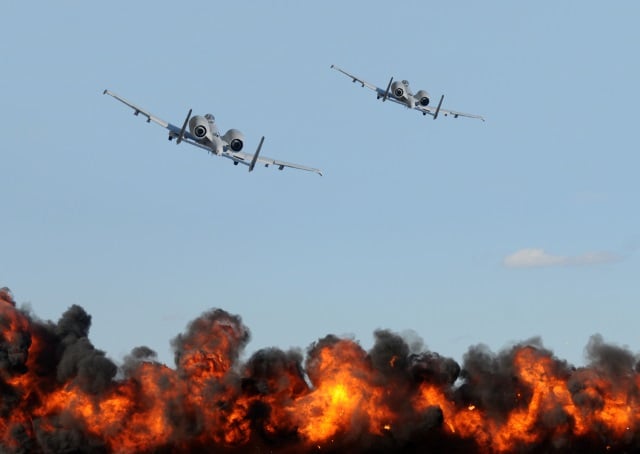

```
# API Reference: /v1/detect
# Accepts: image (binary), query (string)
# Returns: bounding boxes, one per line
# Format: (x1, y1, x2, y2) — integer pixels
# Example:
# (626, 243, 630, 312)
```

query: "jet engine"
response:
(188, 115, 215, 142)
(391, 80, 406, 99)
(221, 129, 245, 152)
(415, 90, 430, 106)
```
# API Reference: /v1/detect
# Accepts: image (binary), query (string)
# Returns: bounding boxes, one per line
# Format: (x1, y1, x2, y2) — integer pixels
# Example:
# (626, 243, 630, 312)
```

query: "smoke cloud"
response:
(1, 286, 639, 453)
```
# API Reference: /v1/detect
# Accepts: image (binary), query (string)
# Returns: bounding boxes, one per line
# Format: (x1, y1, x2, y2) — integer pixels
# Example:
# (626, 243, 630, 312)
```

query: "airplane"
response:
(103, 90, 322, 176)
(330, 65, 484, 122)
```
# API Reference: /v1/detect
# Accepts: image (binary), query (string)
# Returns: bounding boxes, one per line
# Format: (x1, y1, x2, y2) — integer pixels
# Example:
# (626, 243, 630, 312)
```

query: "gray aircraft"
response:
(330, 65, 484, 121)
(104, 90, 322, 175)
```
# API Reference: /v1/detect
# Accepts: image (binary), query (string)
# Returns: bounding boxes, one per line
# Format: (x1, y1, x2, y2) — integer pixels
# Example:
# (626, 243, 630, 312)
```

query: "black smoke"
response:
(1, 287, 640, 453)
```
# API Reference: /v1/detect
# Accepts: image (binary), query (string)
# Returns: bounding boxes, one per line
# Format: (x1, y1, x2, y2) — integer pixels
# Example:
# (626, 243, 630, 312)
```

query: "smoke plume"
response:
(1, 286, 639, 453)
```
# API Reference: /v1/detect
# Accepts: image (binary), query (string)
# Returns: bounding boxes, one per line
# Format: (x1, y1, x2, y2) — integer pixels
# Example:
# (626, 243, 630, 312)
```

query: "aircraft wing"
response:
(162, 137, 322, 175)
(330, 65, 382, 94)
(221, 150, 323, 176)
(416, 103, 485, 121)
(103, 89, 192, 138)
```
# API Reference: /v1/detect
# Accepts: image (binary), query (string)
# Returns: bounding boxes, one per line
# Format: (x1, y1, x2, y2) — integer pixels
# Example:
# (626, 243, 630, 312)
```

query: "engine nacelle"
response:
(391, 80, 407, 99)
(415, 90, 430, 106)
(221, 128, 245, 152)
(189, 115, 214, 142)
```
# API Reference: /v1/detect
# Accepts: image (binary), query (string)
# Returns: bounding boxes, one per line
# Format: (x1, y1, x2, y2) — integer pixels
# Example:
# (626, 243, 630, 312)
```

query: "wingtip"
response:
(103, 89, 108, 95)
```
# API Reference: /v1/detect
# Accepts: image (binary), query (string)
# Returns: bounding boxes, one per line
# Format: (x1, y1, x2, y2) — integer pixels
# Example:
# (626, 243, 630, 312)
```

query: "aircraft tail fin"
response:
(382, 77, 393, 102)
(433, 95, 444, 120)
(176, 109, 192, 144)
(248, 136, 265, 172)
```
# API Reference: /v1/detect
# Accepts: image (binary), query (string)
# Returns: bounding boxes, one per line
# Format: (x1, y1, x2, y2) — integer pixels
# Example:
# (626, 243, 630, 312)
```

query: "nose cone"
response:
(210, 136, 224, 155)
(405, 95, 414, 108)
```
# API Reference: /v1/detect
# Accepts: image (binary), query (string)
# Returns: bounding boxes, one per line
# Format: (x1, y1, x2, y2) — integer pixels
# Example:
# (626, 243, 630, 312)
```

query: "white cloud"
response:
(503, 248, 620, 269)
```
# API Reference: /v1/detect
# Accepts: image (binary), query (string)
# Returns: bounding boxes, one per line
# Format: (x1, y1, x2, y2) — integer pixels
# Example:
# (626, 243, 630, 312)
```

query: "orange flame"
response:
(1, 288, 640, 452)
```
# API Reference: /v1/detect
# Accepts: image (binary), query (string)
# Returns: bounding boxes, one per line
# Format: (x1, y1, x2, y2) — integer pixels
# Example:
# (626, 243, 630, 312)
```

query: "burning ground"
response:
(1, 287, 639, 453)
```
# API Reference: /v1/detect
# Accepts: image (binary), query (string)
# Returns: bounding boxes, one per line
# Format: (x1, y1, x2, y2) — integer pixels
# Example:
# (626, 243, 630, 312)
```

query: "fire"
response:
(293, 338, 394, 444)
(1, 287, 640, 452)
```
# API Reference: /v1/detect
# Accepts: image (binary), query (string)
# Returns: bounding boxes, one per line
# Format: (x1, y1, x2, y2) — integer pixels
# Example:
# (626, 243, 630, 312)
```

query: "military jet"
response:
(330, 65, 484, 121)
(104, 90, 322, 175)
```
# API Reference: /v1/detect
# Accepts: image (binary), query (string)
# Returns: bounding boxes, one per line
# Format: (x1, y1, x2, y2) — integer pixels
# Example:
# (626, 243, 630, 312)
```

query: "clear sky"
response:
(2, 1, 639, 368)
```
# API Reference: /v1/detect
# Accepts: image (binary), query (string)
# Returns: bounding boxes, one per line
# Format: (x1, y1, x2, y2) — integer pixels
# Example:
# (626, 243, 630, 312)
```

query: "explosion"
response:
(1, 286, 639, 453)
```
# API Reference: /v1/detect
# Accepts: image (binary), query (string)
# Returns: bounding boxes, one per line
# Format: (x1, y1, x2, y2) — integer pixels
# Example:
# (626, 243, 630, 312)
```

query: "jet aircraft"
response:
(330, 65, 484, 121)
(104, 90, 322, 175)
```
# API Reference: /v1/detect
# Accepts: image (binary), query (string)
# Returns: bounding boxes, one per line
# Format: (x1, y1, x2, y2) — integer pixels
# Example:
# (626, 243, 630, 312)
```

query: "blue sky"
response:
(2, 1, 639, 367)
